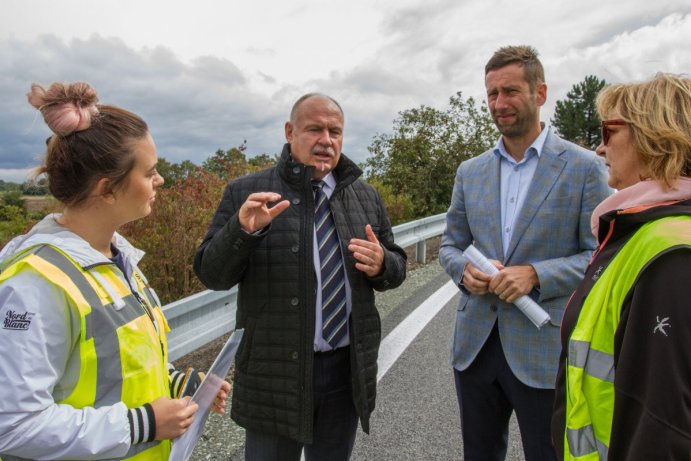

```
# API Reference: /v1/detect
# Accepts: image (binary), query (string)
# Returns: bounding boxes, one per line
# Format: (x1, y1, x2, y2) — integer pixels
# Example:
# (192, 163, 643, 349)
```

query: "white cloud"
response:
(1, 1, 690, 181)
(0, 169, 33, 183)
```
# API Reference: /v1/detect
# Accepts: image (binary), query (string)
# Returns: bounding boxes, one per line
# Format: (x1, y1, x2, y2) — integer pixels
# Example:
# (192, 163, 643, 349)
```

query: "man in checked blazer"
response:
(439, 46, 610, 461)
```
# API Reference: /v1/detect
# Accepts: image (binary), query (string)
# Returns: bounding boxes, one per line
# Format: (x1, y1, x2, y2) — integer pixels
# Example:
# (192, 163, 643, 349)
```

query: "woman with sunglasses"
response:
(551, 73, 691, 460)
(0, 82, 229, 460)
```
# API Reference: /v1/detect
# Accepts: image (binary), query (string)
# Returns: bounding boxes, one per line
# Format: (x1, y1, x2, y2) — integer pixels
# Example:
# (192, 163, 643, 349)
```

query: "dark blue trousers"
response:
(245, 346, 358, 461)
(454, 324, 557, 461)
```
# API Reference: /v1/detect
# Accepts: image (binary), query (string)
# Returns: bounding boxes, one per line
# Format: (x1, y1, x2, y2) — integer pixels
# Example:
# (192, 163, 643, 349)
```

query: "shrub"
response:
(120, 169, 226, 304)
(367, 179, 416, 226)
(1, 191, 26, 212)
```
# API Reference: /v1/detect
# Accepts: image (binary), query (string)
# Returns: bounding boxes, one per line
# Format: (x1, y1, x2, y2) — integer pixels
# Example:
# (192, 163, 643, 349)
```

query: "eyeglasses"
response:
(601, 120, 627, 146)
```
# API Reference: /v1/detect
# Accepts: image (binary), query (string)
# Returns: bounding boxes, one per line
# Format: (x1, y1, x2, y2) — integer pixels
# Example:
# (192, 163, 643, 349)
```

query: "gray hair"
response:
(289, 93, 344, 123)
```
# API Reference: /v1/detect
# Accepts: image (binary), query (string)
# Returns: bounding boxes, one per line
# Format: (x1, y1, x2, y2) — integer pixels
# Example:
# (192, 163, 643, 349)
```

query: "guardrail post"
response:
(416, 240, 426, 264)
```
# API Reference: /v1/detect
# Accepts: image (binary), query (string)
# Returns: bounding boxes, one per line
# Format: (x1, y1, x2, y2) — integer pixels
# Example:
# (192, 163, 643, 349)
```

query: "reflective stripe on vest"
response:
(0, 244, 171, 460)
(564, 216, 691, 460)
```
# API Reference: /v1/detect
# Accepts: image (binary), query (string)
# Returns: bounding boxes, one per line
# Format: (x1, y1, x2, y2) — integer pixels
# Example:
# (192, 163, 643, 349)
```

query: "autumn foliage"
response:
(120, 148, 276, 304)
(120, 168, 225, 304)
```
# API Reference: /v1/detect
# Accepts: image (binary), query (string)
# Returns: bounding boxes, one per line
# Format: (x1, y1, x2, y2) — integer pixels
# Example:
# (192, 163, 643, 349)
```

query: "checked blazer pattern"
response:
(439, 129, 611, 388)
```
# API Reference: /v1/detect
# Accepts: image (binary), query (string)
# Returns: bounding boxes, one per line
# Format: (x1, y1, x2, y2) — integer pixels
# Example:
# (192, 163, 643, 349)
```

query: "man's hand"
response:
(197, 372, 232, 415)
(348, 224, 384, 277)
(238, 192, 290, 233)
(462, 260, 504, 295)
(150, 396, 198, 440)
(488, 265, 538, 303)
(211, 380, 231, 415)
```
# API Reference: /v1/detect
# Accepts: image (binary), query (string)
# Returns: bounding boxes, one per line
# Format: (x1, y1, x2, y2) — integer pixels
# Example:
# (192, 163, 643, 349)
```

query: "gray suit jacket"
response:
(439, 129, 611, 388)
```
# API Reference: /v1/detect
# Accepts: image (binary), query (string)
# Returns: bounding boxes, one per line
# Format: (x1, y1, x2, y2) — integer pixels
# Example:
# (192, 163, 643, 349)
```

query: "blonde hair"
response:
(596, 73, 691, 187)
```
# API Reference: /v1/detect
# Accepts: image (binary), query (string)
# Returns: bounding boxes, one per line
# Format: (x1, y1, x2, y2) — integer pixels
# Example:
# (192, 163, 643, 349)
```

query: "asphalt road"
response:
(185, 262, 527, 460)
(351, 264, 526, 460)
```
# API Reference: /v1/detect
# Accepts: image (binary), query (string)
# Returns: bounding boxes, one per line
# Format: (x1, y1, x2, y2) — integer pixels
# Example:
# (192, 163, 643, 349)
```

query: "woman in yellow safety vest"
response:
(0, 82, 229, 460)
(551, 73, 691, 460)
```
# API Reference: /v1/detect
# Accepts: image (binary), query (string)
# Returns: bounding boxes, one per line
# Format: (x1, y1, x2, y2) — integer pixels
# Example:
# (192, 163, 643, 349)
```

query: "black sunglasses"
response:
(601, 120, 627, 146)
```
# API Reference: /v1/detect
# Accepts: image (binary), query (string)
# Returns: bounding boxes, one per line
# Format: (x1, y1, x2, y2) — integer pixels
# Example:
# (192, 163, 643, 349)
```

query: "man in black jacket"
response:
(194, 93, 407, 461)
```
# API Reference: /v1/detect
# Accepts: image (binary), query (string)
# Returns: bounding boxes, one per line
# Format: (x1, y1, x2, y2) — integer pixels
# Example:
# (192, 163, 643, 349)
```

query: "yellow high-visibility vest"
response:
(0, 244, 172, 460)
(564, 216, 691, 460)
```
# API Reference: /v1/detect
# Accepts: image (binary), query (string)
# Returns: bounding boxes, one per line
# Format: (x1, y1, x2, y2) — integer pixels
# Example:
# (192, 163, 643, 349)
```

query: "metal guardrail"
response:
(164, 213, 447, 361)
(392, 213, 446, 264)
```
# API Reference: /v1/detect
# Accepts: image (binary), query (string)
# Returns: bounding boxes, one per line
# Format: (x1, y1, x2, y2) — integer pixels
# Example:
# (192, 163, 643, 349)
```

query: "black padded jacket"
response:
(194, 144, 407, 442)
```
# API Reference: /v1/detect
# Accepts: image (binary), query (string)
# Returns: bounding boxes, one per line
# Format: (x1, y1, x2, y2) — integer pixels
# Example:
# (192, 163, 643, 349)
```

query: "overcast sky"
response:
(1, 0, 690, 182)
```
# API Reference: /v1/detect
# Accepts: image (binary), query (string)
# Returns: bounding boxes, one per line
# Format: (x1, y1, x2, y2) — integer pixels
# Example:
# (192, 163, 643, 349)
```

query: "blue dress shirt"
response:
(494, 125, 550, 258)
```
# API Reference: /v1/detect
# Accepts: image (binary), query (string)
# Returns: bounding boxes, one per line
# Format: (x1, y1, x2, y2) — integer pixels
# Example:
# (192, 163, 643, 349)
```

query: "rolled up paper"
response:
(464, 245, 550, 329)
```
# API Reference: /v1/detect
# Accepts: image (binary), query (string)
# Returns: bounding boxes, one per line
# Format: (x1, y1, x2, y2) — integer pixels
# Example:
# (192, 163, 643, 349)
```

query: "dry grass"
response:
(23, 195, 60, 214)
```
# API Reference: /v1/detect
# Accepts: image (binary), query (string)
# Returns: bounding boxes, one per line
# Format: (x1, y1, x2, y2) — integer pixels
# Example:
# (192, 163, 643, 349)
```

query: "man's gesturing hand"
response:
(348, 224, 385, 277)
(239, 192, 290, 234)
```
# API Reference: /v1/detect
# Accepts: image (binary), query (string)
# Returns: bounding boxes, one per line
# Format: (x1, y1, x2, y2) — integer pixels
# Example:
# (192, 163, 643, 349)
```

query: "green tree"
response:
(552, 75, 607, 150)
(157, 158, 201, 187)
(21, 177, 48, 196)
(366, 92, 498, 218)
(0, 180, 22, 193)
(203, 142, 250, 181)
(248, 153, 278, 170)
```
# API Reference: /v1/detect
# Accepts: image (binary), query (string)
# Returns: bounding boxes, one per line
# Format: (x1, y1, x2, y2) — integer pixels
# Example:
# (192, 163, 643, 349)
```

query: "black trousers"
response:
(245, 346, 358, 461)
(453, 324, 557, 461)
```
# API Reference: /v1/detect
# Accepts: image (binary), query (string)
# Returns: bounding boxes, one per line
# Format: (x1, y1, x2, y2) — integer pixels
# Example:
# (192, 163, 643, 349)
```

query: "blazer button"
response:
(292, 197, 301, 205)
(292, 244, 299, 253)
(490, 305, 498, 312)
(292, 167, 300, 174)
(291, 351, 299, 360)
(291, 297, 299, 306)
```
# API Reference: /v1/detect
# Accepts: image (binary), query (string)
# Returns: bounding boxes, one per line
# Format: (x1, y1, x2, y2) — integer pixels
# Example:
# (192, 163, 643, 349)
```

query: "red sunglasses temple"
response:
(601, 120, 627, 145)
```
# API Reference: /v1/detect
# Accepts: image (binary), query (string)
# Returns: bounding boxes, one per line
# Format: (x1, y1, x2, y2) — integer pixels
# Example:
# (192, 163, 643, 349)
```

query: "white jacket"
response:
(0, 215, 149, 460)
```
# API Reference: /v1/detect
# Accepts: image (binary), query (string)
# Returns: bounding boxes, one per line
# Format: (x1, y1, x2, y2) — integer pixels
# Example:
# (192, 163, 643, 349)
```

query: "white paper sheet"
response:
(169, 329, 244, 461)
(464, 245, 550, 329)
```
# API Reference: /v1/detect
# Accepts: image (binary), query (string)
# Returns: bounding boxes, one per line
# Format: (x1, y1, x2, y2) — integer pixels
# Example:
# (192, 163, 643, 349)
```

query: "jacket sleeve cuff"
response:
(170, 367, 202, 398)
(127, 403, 156, 444)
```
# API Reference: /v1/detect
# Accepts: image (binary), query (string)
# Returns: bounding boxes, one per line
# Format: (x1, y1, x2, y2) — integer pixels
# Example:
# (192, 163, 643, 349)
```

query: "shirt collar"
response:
(494, 123, 550, 163)
(320, 172, 337, 192)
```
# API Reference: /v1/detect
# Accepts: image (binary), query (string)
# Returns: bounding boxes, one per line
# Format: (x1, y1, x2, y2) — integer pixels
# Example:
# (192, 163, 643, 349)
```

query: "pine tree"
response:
(552, 75, 607, 150)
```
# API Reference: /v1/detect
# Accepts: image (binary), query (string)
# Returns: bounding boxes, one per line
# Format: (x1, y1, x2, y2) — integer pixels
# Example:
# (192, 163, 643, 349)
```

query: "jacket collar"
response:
(277, 143, 363, 192)
(592, 177, 691, 238)
(0, 214, 144, 270)
(597, 197, 691, 245)
(594, 179, 691, 244)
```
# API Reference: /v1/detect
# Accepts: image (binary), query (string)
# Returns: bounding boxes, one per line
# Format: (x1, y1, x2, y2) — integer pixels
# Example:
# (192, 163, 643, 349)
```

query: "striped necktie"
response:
(312, 180, 347, 349)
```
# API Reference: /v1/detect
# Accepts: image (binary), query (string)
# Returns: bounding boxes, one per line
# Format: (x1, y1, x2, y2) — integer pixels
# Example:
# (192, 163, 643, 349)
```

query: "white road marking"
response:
(300, 279, 458, 460)
(377, 280, 458, 382)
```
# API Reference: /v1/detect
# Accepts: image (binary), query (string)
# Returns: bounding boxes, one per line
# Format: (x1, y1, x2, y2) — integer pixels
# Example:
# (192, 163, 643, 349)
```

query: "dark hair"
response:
(28, 82, 148, 206)
(485, 45, 545, 91)
(289, 93, 344, 124)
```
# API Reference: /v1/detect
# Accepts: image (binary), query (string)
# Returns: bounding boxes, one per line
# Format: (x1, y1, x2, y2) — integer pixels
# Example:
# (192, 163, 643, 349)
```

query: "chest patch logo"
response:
(3, 309, 35, 331)
(591, 266, 604, 281)
(653, 316, 670, 336)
